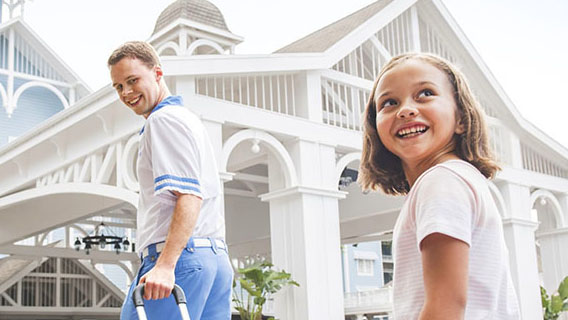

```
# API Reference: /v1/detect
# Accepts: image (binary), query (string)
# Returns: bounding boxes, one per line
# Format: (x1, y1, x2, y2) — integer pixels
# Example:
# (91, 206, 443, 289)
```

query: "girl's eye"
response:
(418, 89, 434, 98)
(128, 78, 137, 85)
(382, 99, 398, 108)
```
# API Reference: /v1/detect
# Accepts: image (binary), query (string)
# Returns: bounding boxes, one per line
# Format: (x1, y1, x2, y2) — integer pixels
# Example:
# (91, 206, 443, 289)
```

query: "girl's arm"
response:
(419, 232, 469, 320)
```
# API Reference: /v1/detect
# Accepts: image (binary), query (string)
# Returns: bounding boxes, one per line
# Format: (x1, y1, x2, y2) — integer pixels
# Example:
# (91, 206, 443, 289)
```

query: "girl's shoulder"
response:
(417, 159, 484, 185)
(410, 159, 487, 200)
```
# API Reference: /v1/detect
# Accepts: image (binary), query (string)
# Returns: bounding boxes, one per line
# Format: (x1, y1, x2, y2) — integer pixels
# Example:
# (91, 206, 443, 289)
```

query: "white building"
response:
(1, 0, 567, 319)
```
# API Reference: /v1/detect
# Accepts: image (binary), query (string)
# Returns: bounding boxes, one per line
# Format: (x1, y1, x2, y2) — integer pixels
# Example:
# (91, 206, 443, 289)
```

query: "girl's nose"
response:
(397, 104, 418, 118)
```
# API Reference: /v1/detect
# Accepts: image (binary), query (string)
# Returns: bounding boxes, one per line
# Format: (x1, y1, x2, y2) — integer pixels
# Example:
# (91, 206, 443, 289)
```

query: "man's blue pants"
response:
(120, 238, 233, 319)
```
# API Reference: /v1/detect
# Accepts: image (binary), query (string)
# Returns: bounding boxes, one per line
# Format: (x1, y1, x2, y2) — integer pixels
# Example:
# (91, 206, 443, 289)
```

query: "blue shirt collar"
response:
(139, 96, 183, 135)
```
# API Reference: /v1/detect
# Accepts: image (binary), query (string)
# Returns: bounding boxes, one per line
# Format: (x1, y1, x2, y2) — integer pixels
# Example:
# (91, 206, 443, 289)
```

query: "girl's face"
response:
(374, 59, 464, 171)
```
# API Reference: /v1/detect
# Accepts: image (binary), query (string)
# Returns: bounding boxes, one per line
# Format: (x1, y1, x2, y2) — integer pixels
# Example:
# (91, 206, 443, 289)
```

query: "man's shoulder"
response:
(149, 105, 199, 126)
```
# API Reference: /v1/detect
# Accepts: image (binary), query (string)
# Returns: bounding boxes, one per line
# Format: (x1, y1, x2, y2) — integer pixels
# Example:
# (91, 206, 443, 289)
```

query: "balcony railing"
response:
(344, 287, 393, 314)
(195, 74, 297, 117)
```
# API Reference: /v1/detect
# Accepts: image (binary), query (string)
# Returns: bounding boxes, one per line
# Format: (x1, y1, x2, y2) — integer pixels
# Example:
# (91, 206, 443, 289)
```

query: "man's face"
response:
(110, 57, 163, 118)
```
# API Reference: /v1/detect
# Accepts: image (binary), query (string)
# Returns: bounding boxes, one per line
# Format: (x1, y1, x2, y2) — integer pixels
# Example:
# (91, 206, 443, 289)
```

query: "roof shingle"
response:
(275, 0, 392, 53)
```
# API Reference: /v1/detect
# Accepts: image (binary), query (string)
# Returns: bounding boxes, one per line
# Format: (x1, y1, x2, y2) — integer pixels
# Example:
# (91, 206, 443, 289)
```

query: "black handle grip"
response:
(132, 283, 187, 307)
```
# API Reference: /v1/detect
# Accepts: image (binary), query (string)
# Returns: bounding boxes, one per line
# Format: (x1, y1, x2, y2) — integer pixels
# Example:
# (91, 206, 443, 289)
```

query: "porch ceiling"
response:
(0, 184, 136, 246)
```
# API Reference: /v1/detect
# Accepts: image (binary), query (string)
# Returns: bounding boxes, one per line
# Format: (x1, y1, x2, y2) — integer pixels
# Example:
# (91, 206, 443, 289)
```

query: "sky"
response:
(8, 0, 568, 148)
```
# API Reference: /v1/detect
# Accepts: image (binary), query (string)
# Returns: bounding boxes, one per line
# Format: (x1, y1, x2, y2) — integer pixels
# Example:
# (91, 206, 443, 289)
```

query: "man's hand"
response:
(139, 264, 176, 300)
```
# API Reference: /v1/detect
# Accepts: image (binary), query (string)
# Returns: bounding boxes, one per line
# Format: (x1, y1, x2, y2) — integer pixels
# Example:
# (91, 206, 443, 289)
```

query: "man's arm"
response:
(139, 192, 202, 300)
(419, 232, 469, 320)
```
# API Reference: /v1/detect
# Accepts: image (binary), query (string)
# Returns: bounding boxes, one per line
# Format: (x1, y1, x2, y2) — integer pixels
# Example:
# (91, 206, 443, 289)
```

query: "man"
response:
(109, 41, 232, 319)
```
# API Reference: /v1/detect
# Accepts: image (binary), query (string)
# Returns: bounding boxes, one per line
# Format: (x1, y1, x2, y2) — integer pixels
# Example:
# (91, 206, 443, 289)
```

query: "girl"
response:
(359, 53, 520, 319)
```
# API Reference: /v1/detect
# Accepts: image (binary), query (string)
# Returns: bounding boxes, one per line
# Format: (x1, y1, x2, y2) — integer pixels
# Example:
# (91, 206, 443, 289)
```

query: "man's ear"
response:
(155, 66, 163, 82)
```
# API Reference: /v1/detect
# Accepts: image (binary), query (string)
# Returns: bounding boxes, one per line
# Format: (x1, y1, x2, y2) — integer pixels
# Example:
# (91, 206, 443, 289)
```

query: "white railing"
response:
(332, 40, 381, 81)
(332, 9, 414, 81)
(375, 9, 414, 58)
(13, 32, 64, 82)
(0, 257, 122, 308)
(488, 121, 509, 166)
(36, 133, 140, 192)
(0, 30, 8, 70)
(321, 77, 369, 131)
(195, 74, 297, 117)
(420, 17, 457, 63)
(521, 143, 568, 179)
(228, 237, 271, 269)
(232, 297, 275, 316)
(344, 287, 393, 313)
(229, 242, 274, 316)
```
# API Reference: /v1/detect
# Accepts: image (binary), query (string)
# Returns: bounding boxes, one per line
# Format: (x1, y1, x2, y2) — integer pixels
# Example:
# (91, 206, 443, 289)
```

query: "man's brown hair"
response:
(107, 41, 161, 68)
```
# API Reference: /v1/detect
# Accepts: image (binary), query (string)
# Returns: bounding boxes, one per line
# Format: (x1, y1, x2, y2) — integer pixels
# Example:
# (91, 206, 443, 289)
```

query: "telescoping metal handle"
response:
(132, 283, 191, 320)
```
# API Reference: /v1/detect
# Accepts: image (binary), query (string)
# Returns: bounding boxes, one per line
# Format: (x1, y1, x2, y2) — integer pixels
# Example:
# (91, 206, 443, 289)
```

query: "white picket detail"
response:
(195, 74, 297, 117)
(521, 144, 568, 178)
(321, 77, 369, 131)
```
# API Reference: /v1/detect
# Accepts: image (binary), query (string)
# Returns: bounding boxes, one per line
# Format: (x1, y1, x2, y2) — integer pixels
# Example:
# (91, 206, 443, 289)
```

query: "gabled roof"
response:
(274, 0, 568, 164)
(275, 0, 392, 53)
(0, 18, 91, 98)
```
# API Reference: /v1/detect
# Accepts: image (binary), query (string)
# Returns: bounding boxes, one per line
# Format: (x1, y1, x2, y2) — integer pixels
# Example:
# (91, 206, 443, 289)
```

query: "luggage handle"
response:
(133, 283, 187, 306)
(132, 284, 191, 320)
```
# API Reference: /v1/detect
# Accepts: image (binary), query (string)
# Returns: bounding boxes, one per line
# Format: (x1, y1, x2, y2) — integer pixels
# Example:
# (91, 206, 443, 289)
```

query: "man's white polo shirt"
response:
(136, 96, 224, 253)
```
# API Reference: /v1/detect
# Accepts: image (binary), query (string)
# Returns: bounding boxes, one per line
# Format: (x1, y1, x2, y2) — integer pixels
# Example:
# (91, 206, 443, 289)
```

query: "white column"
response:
(507, 129, 524, 169)
(536, 228, 568, 293)
(69, 86, 76, 105)
(202, 119, 223, 168)
(260, 139, 345, 319)
(342, 245, 351, 293)
(537, 192, 568, 293)
(7, 27, 14, 116)
(294, 71, 322, 122)
(178, 29, 188, 55)
(498, 181, 543, 319)
(174, 75, 195, 102)
(559, 193, 568, 226)
(200, 117, 231, 240)
(409, 6, 421, 51)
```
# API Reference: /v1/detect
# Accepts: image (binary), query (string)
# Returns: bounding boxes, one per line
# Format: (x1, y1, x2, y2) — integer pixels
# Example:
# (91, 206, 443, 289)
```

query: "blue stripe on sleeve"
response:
(155, 182, 201, 194)
(154, 175, 200, 186)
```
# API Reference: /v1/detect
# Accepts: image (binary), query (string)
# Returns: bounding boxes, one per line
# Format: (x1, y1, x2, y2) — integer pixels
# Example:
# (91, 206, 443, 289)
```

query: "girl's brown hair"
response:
(358, 53, 500, 195)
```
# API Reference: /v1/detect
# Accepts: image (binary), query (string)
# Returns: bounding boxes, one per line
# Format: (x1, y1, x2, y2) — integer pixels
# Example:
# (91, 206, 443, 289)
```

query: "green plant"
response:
(541, 276, 568, 320)
(232, 261, 299, 320)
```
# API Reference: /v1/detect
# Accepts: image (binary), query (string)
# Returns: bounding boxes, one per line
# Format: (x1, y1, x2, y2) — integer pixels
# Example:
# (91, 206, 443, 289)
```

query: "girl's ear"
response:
(455, 118, 465, 134)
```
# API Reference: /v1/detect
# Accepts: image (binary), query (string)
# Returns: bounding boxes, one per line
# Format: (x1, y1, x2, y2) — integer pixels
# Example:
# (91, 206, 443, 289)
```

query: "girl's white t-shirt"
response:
(392, 160, 520, 319)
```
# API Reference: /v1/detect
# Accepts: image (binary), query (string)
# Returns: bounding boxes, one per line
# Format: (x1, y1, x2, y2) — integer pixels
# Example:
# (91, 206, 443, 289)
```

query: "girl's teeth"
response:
(398, 126, 426, 137)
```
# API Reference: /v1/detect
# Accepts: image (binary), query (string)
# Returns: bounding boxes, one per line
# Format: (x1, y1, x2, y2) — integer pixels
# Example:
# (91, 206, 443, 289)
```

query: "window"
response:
(356, 259, 374, 276)
(383, 271, 393, 285)
(381, 241, 392, 260)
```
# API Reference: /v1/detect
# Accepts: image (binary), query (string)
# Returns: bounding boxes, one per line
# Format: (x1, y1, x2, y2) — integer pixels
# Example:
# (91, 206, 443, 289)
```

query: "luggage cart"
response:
(132, 284, 191, 320)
